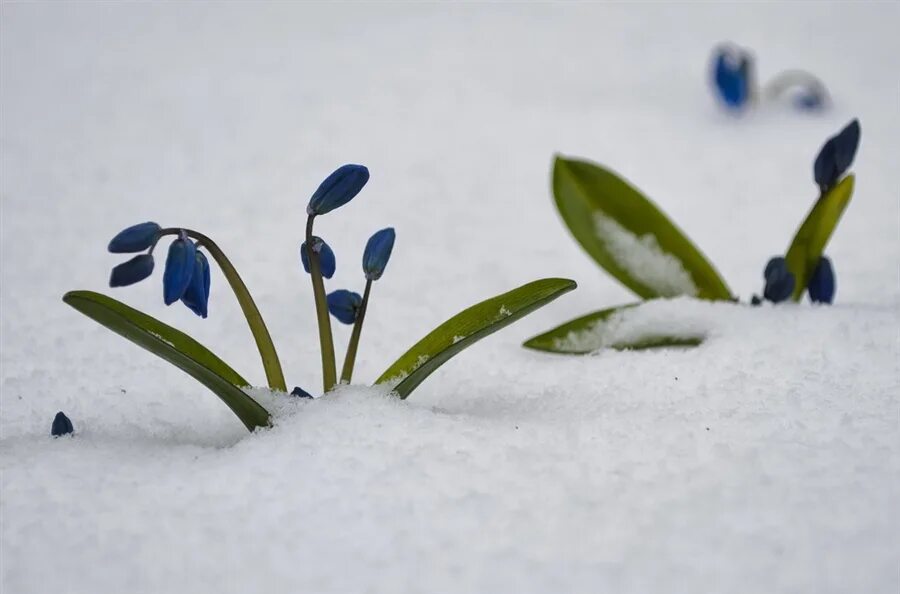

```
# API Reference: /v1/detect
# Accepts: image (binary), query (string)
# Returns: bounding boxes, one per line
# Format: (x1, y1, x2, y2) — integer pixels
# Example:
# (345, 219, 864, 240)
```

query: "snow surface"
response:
(2, 3, 899, 593)
(593, 212, 699, 296)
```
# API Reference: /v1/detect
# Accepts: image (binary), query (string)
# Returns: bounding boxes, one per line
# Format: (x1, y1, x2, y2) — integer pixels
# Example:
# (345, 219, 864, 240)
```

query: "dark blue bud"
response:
(290, 386, 314, 399)
(51, 411, 74, 437)
(763, 256, 795, 303)
(162, 233, 196, 305)
(109, 254, 154, 287)
(327, 289, 362, 325)
(750, 294, 763, 306)
(807, 257, 835, 304)
(181, 250, 211, 318)
(814, 119, 861, 192)
(363, 227, 396, 281)
(711, 45, 751, 109)
(307, 164, 369, 216)
(108, 222, 162, 253)
(300, 237, 336, 279)
(795, 90, 825, 111)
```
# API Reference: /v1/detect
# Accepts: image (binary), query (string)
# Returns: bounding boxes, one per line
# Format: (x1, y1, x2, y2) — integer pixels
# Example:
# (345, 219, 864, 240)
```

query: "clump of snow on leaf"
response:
(594, 212, 698, 297)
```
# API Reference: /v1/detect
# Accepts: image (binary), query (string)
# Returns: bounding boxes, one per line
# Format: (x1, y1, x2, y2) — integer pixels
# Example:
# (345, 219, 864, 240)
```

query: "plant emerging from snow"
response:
(63, 165, 575, 432)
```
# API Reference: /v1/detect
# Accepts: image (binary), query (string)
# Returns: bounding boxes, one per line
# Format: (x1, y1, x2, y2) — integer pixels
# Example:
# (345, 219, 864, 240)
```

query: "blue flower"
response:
(290, 386, 314, 399)
(163, 232, 196, 305)
(712, 45, 752, 109)
(363, 228, 396, 281)
(327, 289, 362, 324)
(795, 90, 825, 111)
(301, 237, 336, 279)
(51, 411, 74, 437)
(181, 250, 211, 318)
(108, 222, 162, 253)
(109, 254, 154, 287)
(807, 257, 835, 304)
(763, 256, 795, 303)
(307, 164, 369, 216)
(814, 119, 861, 192)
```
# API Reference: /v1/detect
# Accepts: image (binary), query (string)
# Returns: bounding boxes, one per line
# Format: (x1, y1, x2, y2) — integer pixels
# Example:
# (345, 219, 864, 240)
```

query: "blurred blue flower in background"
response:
(711, 44, 753, 109)
(762, 256, 795, 303)
(807, 257, 835, 304)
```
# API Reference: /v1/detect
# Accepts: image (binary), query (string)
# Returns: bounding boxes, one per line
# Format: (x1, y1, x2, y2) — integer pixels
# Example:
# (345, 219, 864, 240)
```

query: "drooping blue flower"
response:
(807, 256, 835, 304)
(181, 250, 211, 318)
(327, 289, 362, 324)
(108, 222, 162, 253)
(763, 256, 795, 303)
(300, 237, 336, 279)
(290, 386, 314, 399)
(711, 45, 752, 109)
(814, 119, 861, 192)
(362, 227, 396, 281)
(51, 411, 74, 437)
(109, 254, 155, 287)
(307, 164, 369, 216)
(162, 232, 196, 305)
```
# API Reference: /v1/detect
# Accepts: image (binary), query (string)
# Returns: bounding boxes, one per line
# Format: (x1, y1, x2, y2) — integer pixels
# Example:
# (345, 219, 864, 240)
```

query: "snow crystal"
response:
(594, 212, 698, 297)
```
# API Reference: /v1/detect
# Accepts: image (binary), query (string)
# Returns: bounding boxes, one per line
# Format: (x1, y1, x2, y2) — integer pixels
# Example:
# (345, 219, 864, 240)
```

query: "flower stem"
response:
(159, 228, 286, 392)
(762, 69, 828, 102)
(340, 278, 372, 384)
(305, 216, 337, 392)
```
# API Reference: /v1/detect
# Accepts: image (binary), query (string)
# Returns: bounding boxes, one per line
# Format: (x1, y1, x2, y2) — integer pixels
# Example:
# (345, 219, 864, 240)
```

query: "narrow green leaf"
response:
(62, 290, 270, 431)
(375, 278, 577, 399)
(552, 156, 732, 300)
(784, 175, 854, 301)
(523, 303, 704, 354)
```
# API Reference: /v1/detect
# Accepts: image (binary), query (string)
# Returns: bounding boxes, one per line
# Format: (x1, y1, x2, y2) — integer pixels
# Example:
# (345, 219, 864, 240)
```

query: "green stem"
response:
(159, 228, 286, 392)
(305, 216, 337, 392)
(340, 279, 372, 384)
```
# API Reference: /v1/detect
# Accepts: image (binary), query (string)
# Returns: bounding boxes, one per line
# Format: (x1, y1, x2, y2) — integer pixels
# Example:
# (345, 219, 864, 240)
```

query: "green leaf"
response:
(552, 156, 732, 300)
(523, 303, 704, 354)
(62, 290, 270, 432)
(784, 175, 854, 301)
(375, 278, 577, 399)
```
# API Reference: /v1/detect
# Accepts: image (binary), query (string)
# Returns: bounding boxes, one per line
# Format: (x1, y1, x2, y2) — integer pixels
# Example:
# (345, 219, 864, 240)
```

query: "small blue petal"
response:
(814, 119, 861, 192)
(290, 386, 314, 399)
(300, 237, 336, 279)
(327, 289, 362, 325)
(108, 222, 162, 253)
(808, 257, 836, 304)
(51, 411, 74, 437)
(363, 227, 396, 281)
(109, 254, 155, 287)
(162, 234, 196, 305)
(763, 256, 795, 303)
(307, 164, 369, 216)
(711, 45, 751, 109)
(181, 250, 211, 318)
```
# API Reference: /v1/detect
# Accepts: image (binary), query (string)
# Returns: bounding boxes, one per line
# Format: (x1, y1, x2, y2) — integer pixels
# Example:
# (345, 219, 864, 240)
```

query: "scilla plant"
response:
(523, 120, 860, 355)
(64, 165, 576, 431)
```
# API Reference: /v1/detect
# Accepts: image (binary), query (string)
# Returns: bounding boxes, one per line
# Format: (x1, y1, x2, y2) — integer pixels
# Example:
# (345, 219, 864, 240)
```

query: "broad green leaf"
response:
(785, 175, 854, 301)
(375, 278, 577, 399)
(552, 156, 732, 300)
(63, 290, 270, 431)
(523, 303, 704, 354)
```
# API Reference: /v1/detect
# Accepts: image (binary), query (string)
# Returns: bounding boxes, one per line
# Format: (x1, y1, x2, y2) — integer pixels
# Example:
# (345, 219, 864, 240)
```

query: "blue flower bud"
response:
(181, 250, 211, 318)
(807, 256, 835, 304)
(162, 233, 196, 305)
(51, 411, 74, 437)
(300, 237, 336, 279)
(763, 256, 795, 303)
(109, 254, 154, 287)
(363, 227, 396, 281)
(814, 119, 861, 192)
(711, 45, 751, 109)
(307, 164, 369, 216)
(108, 222, 162, 253)
(795, 90, 825, 111)
(290, 386, 313, 399)
(326, 289, 362, 325)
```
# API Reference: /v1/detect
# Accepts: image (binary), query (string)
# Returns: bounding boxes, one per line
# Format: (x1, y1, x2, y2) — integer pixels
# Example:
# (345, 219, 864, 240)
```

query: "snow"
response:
(2, 3, 899, 593)
(594, 212, 699, 296)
